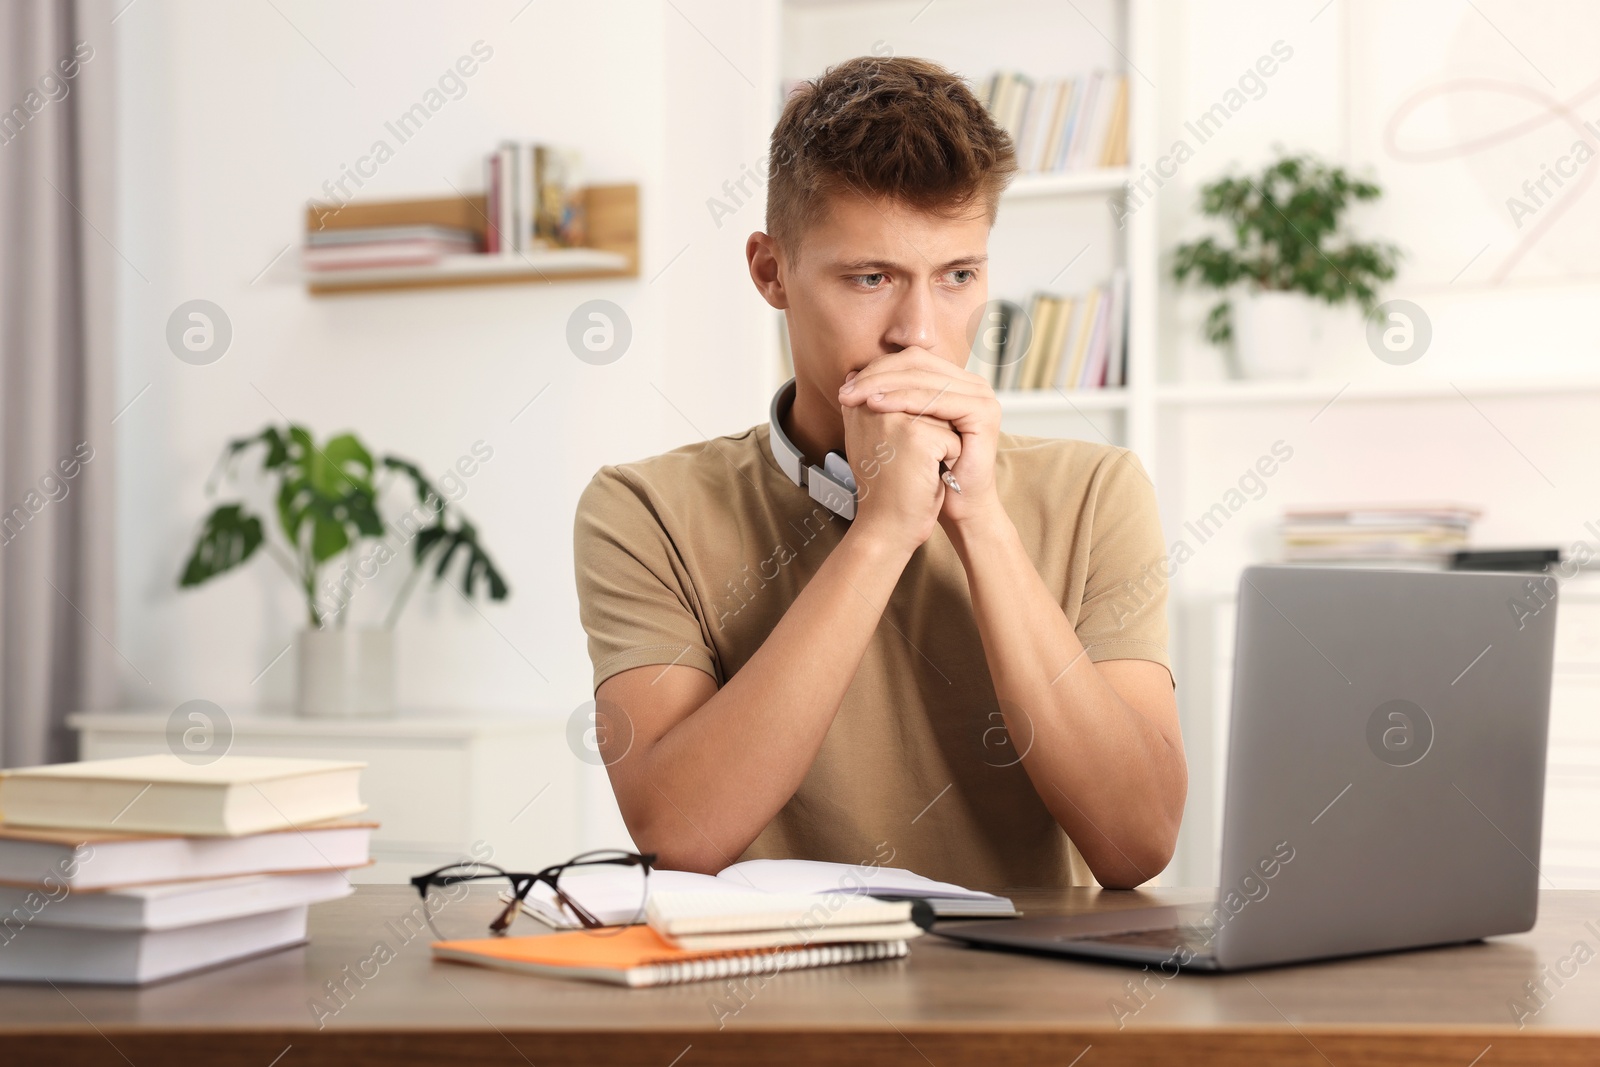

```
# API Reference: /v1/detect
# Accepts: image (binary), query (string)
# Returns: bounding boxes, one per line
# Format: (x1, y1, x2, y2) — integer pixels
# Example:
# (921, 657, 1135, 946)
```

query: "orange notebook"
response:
(432, 925, 909, 988)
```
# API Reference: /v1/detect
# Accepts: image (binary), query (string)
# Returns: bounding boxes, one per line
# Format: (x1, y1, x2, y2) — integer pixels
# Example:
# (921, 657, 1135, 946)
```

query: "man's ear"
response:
(746, 231, 789, 310)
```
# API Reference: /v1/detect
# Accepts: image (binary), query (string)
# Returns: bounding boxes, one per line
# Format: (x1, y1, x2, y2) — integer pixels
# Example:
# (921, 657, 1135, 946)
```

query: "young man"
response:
(574, 56, 1183, 892)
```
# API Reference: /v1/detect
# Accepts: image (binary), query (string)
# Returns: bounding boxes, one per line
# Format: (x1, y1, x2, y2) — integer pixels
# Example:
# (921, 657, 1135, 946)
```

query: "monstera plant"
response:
(178, 424, 509, 716)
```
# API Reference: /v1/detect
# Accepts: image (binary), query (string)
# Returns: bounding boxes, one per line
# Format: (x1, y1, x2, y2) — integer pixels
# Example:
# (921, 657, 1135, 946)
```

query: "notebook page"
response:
(714, 858, 1001, 901)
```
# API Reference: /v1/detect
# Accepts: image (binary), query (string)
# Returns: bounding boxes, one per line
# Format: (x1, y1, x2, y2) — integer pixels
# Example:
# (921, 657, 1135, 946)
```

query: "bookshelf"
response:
(780, 0, 1160, 470)
(301, 184, 639, 296)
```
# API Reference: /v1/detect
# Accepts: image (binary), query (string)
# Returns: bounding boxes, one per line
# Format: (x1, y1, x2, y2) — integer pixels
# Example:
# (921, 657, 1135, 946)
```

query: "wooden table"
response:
(5, 885, 1600, 1065)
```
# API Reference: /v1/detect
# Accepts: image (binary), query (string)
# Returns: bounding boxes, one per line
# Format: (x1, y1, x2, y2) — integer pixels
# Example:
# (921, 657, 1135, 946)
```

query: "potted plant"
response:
(178, 424, 509, 718)
(1171, 152, 1401, 379)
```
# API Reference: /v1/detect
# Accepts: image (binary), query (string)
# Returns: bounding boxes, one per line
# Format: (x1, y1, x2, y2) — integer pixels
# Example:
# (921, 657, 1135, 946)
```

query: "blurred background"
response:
(3, 0, 1598, 889)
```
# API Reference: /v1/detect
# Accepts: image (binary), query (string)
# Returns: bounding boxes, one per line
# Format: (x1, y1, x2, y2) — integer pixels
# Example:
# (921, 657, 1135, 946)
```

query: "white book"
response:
(0, 869, 352, 931)
(0, 754, 367, 837)
(1078, 289, 1113, 389)
(0, 818, 373, 889)
(648, 889, 911, 936)
(1013, 78, 1053, 172)
(496, 143, 516, 255)
(518, 141, 536, 252)
(647, 890, 921, 951)
(1104, 269, 1129, 388)
(1066, 72, 1103, 170)
(1035, 79, 1072, 173)
(0, 904, 310, 985)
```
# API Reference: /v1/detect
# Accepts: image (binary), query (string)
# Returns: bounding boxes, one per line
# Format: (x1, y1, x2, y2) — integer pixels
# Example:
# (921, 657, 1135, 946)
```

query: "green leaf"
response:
(310, 514, 349, 562)
(382, 456, 446, 519)
(178, 504, 264, 587)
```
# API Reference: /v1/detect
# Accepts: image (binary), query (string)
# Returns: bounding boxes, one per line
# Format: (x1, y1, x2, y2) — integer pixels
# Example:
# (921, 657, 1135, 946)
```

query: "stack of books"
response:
(484, 141, 585, 254)
(302, 224, 479, 273)
(0, 754, 372, 985)
(983, 71, 1129, 173)
(981, 271, 1129, 392)
(1279, 504, 1483, 566)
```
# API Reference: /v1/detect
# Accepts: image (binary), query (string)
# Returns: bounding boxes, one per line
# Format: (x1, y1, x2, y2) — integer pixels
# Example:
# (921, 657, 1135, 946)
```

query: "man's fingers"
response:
(850, 350, 988, 388)
(859, 387, 996, 427)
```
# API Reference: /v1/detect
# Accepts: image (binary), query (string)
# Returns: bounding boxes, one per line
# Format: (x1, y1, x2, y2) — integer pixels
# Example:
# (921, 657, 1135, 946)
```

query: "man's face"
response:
(779, 191, 991, 396)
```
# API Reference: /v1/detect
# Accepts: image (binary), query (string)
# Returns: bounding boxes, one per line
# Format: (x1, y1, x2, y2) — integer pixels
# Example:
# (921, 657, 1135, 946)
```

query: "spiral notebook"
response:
(432, 924, 909, 988)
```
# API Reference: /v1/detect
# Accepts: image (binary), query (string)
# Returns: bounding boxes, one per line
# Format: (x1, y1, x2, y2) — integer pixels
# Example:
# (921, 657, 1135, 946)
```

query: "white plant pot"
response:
(1231, 290, 1318, 380)
(296, 627, 395, 719)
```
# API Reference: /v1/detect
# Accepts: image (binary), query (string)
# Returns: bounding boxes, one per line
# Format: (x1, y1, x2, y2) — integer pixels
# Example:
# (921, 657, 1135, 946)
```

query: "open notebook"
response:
(519, 857, 1017, 929)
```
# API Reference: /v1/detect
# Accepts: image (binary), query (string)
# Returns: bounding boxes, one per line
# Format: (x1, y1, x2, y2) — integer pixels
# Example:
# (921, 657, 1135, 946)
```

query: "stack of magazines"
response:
(303, 224, 479, 273)
(1279, 503, 1482, 566)
(0, 754, 372, 985)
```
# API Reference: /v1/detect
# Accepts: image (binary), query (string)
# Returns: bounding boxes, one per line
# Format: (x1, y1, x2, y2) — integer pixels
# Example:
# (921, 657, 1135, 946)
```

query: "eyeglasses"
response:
(410, 849, 657, 941)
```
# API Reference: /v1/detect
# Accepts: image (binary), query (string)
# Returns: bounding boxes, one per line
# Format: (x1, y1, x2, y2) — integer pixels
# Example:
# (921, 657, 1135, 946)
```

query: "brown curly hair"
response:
(765, 55, 1016, 261)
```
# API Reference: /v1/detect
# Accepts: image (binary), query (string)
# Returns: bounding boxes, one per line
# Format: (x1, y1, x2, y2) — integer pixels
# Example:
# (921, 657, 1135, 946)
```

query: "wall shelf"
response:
(997, 387, 1130, 413)
(1004, 168, 1131, 200)
(1155, 375, 1600, 407)
(302, 183, 639, 296)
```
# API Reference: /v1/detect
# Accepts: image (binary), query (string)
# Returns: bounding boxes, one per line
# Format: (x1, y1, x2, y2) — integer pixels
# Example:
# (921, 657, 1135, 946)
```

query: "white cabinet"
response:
(68, 709, 580, 884)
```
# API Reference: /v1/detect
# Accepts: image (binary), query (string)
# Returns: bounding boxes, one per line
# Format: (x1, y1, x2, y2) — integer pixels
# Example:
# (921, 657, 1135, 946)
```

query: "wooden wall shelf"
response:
(302, 183, 639, 295)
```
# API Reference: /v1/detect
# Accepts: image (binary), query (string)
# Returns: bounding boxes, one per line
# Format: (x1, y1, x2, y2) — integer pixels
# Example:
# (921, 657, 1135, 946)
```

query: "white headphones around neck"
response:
(768, 377, 857, 521)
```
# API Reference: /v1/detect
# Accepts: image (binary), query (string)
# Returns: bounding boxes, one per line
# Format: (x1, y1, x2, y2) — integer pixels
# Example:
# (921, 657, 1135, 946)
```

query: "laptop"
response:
(937, 564, 1558, 971)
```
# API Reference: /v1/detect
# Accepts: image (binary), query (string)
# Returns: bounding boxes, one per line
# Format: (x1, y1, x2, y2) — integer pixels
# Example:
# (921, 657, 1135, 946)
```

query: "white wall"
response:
(1154, 0, 1600, 603)
(111, 0, 779, 849)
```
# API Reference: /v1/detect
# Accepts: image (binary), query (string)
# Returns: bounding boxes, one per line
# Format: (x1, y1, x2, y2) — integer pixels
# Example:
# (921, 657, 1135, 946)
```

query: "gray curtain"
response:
(0, 0, 118, 767)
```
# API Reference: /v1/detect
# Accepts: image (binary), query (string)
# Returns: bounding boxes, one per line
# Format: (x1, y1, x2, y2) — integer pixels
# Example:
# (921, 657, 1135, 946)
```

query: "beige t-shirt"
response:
(573, 423, 1173, 893)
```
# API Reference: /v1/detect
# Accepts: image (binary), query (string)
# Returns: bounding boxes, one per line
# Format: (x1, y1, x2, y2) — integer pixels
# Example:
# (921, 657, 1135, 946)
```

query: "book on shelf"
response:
(483, 141, 585, 257)
(0, 754, 367, 836)
(433, 924, 910, 989)
(0, 755, 371, 985)
(1103, 270, 1129, 388)
(0, 818, 375, 889)
(1034, 294, 1076, 389)
(517, 856, 1016, 931)
(992, 270, 1128, 393)
(988, 70, 1127, 174)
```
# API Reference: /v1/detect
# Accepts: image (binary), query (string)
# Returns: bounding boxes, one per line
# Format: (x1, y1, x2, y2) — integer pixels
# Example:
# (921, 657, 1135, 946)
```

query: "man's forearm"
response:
(947, 508, 1186, 888)
(629, 525, 911, 872)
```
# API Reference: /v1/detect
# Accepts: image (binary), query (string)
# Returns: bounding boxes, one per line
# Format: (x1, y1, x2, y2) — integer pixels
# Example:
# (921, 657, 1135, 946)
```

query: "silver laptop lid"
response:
(1211, 565, 1556, 970)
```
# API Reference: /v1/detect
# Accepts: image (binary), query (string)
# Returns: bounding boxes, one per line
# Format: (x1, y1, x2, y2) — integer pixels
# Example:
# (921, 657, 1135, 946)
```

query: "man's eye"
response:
(947, 269, 976, 285)
(853, 273, 887, 289)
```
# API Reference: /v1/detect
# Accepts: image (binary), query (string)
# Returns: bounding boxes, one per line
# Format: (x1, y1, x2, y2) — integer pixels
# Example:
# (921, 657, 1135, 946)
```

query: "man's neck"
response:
(782, 377, 845, 469)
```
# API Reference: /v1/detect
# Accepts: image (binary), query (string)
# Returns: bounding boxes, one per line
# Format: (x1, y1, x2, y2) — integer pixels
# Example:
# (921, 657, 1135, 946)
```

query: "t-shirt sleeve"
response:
(573, 466, 720, 692)
(1073, 447, 1175, 688)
